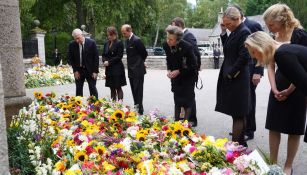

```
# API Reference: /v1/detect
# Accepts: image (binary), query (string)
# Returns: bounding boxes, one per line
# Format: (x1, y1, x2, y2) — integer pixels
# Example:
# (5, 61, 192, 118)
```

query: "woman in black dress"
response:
(245, 31, 307, 175)
(257, 4, 307, 174)
(102, 27, 127, 101)
(215, 7, 251, 147)
(162, 25, 198, 123)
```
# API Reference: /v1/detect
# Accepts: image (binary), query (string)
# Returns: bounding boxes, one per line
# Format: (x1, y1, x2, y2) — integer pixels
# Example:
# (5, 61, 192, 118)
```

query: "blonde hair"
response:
(245, 31, 279, 65)
(223, 6, 241, 20)
(263, 3, 302, 30)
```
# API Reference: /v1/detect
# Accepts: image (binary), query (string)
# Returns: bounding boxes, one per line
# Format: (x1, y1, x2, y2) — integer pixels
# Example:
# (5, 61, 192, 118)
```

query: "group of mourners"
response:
(67, 3, 307, 175)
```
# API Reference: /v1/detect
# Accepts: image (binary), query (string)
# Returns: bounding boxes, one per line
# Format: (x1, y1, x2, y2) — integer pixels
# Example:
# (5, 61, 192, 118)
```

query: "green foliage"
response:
(45, 32, 71, 65)
(8, 127, 35, 175)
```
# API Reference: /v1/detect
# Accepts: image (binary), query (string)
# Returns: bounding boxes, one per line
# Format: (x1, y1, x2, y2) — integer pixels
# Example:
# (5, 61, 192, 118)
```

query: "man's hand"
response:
(92, 73, 98, 80)
(74, 71, 80, 80)
(252, 74, 261, 86)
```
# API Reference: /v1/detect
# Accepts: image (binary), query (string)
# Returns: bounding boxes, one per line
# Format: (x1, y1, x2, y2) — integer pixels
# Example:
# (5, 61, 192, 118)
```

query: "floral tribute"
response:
(24, 65, 105, 88)
(10, 92, 264, 175)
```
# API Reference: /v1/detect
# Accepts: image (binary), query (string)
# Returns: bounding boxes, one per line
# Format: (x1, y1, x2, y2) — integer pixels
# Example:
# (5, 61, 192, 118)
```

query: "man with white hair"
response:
(68, 28, 99, 98)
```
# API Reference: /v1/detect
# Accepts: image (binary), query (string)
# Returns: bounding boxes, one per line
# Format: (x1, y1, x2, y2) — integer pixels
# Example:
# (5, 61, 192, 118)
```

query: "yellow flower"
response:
(215, 138, 228, 149)
(102, 161, 116, 172)
(54, 160, 66, 172)
(125, 116, 137, 123)
(74, 151, 89, 162)
(182, 127, 192, 137)
(112, 109, 125, 119)
(34, 91, 43, 100)
(64, 170, 82, 175)
(128, 111, 136, 117)
(123, 168, 134, 175)
(95, 145, 106, 155)
(66, 139, 75, 147)
(136, 132, 146, 141)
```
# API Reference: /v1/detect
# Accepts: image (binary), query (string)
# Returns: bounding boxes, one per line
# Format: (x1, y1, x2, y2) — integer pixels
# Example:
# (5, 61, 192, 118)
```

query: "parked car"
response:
(146, 47, 154, 56)
(198, 47, 213, 56)
(153, 47, 165, 56)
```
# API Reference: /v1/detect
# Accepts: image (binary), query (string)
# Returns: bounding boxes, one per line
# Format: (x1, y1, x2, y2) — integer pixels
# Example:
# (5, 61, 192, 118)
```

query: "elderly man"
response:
(68, 28, 99, 98)
(121, 24, 148, 115)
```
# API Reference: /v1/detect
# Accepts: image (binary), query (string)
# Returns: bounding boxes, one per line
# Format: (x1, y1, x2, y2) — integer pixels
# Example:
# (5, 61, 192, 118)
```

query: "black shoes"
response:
(244, 133, 254, 141)
(229, 132, 254, 141)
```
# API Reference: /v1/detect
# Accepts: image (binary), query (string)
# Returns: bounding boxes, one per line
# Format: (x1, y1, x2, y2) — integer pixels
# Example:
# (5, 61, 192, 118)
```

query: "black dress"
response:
(163, 40, 198, 107)
(265, 29, 307, 135)
(102, 40, 127, 88)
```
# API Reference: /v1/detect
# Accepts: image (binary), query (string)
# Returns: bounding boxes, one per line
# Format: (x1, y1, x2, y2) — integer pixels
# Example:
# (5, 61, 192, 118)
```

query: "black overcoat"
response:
(102, 39, 125, 76)
(215, 23, 251, 117)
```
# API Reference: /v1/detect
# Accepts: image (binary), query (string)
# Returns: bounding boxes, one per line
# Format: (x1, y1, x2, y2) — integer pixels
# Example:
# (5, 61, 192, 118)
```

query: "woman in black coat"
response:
(215, 7, 251, 147)
(162, 25, 198, 123)
(102, 26, 127, 101)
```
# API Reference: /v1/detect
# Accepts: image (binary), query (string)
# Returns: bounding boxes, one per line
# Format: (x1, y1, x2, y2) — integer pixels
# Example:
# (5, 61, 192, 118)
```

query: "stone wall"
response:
(23, 56, 224, 70)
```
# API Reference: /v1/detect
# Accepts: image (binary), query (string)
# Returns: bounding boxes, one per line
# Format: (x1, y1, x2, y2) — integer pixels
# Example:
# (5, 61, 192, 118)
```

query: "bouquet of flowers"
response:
(24, 65, 105, 88)
(8, 92, 273, 175)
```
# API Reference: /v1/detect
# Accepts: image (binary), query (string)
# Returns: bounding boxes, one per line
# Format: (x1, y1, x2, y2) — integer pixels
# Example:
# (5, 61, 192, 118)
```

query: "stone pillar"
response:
(0, 0, 32, 126)
(0, 59, 9, 175)
(31, 25, 46, 64)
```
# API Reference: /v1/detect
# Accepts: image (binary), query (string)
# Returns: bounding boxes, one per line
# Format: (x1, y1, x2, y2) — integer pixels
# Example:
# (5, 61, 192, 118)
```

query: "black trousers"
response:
(246, 66, 257, 135)
(214, 57, 219, 69)
(75, 68, 98, 98)
(129, 76, 144, 114)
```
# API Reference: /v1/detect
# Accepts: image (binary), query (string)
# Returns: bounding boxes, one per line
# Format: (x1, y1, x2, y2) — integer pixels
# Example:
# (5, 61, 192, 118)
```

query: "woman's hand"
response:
(167, 70, 180, 79)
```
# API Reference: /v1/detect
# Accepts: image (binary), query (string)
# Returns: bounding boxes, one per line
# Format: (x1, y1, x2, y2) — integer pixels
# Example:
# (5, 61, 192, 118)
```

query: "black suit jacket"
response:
(102, 39, 125, 76)
(126, 34, 148, 78)
(183, 29, 201, 69)
(68, 38, 99, 74)
(244, 18, 264, 75)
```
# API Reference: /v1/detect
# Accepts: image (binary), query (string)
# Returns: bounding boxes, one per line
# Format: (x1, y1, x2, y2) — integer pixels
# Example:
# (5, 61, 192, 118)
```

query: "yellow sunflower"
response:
(95, 145, 106, 155)
(112, 109, 125, 120)
(74, 151, 89, 162)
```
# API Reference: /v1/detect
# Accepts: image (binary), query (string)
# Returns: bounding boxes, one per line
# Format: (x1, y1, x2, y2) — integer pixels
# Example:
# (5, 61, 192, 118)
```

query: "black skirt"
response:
(172, 84, 195, 107)
(105, 75, 127, 88)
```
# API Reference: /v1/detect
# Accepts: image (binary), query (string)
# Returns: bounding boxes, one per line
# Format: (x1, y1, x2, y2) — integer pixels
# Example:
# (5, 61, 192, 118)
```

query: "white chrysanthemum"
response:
(126, 126, 139, 137)
(121, 137, 132, 152)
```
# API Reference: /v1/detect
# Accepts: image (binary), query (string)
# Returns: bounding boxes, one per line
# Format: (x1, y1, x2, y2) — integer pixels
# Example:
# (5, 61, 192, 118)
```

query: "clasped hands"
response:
(167, 70, 180, 79)
(273, 89, 291, 101)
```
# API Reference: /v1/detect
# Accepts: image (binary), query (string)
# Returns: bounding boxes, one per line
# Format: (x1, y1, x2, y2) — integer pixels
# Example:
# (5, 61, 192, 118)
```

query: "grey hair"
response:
(165, 25, 183, 41)
(72, 28, 82, 38)
(223, 6, 241, 20)
(121, 24, 132, 32)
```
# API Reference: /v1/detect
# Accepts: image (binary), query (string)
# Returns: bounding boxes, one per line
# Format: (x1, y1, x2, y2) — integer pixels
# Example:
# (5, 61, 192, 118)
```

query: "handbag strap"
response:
(196, 75, 203, 90)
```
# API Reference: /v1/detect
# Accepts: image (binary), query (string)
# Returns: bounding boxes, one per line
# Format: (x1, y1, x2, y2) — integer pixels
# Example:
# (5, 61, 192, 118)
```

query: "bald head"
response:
(121, 24, 132, 39)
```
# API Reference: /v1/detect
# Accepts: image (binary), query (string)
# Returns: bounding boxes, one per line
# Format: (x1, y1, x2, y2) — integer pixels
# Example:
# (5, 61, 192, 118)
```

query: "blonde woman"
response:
(245, 31, 307, 175)
(215, 7, 251, 147)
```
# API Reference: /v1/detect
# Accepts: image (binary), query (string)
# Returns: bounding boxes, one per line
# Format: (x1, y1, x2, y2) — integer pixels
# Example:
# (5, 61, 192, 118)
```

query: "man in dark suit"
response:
(68, 28, 99, 98)
(121, 24, 148, 115)
(52, 48, 61, 66)
(171, 17, 201, 127)
(232, 4, 264, 141)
